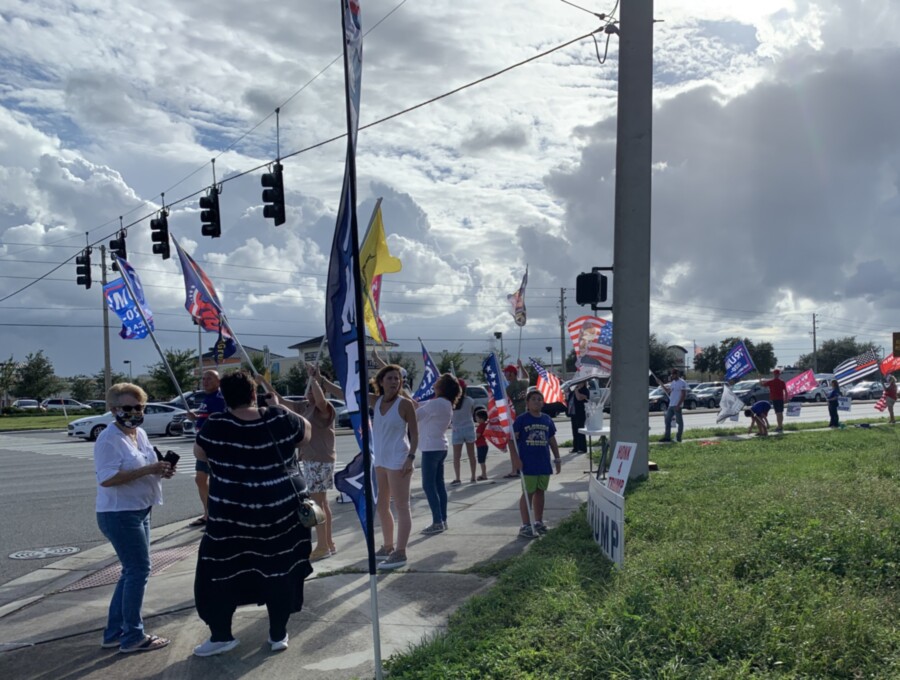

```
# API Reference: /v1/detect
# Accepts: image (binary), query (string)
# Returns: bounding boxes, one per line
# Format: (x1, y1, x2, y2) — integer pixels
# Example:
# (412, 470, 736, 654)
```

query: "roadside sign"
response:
(838, 396, 851, 412)
(786, 403, 801, 417)
(894, 332, 900, 356)
(588, 477, 623, 566)
(606, 441, 637, 496)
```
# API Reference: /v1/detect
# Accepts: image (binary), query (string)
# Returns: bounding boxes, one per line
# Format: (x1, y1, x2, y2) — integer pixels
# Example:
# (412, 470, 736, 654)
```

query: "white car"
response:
(12, 399, 45, 411)
(67, 403, 188, 441)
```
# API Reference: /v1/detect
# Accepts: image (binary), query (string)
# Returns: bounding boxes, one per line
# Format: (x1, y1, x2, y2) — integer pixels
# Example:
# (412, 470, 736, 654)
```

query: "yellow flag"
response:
(359, 201, 401, 343)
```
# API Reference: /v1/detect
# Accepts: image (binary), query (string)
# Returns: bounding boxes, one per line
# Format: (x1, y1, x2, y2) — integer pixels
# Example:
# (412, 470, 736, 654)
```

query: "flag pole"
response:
(218, 314, 259, 377)
(113, 256, 190, 407)
(338, 2, 381, 677)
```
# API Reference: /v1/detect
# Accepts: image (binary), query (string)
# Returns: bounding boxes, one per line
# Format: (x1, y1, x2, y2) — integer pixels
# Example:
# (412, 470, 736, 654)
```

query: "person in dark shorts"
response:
(744, 400, 771, 437)
(762, 369, 788, 433)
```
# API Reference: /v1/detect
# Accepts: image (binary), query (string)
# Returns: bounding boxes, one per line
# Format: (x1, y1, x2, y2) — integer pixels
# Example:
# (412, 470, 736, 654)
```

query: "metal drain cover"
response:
(9, 546, 81, 560)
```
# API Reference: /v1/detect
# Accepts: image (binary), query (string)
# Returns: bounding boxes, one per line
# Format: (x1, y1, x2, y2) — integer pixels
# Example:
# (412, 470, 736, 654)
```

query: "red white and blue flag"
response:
(172, 237, 235, 359)
(507, 266, 528, 327)
(482, 352, 511, 449)
(568, 315, 613, 374)
(834, 349, 879, 386)
(530, 358, 564, 405)
(412, 340, 439, 402)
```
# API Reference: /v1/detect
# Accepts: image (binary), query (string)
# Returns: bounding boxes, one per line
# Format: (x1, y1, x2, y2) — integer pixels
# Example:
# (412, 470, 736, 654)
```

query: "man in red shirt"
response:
(762, 369, 788, 433)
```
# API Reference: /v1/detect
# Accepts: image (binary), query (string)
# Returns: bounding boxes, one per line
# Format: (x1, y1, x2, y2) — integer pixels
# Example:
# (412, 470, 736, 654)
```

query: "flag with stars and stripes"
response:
(834, 349, 879, 386)
(568, 315, 613, 373)
(530, 358, 564, 405)
(482, 352, 511, 449)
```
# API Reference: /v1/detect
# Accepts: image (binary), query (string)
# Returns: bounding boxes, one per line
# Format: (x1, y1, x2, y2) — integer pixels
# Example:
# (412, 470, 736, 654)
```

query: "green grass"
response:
(386, 428, 900, 679)
(0, 414, 87, 431)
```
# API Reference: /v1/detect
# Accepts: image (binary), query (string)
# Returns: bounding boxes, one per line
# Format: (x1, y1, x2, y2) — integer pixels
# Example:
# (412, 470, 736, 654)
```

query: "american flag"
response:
(530, 358, 564, 405)
(482, 353, 511, 449)
(833, 349, 879, 386)
(874, 395, 887, 412)
(567, 316, 613, 372)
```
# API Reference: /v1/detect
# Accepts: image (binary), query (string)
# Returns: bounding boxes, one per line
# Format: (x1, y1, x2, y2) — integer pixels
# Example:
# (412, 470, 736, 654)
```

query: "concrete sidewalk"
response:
(0, 452, 591, 679)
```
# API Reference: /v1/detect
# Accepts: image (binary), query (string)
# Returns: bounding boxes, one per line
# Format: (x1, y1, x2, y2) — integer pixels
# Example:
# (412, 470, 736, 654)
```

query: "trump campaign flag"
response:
(507, 266, 528, 327)
(716, 384, 745, 423)
(530, 358, 564, 405)
(172, 237, 235, 358)
(568, 316, 612, 374)
(104, 258, 155, 339)
(334, 451, 377, 534)
(359, 199, 401, 344)
(834, 349, 879, 386)
(482, 353, 512, 449)
(786, 369, 817, 399)
(412, 339, 439, 402)
(880, 353, 900, 376)
(724, 341, 756, 381)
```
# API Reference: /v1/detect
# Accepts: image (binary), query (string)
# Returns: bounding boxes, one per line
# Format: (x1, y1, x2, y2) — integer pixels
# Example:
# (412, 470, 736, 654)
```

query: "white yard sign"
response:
(588, 476, 624, 566)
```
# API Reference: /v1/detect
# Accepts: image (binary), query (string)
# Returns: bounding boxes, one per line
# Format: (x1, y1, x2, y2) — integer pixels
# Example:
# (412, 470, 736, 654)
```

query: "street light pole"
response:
(546, 346, 553, 373)
(123, 360, 132, 381)
(494, 332, 504, 363)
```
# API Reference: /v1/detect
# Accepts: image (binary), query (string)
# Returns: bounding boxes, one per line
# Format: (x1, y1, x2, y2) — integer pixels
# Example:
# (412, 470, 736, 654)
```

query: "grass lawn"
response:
(386, 428, 900, 679)
(0, 414, 86, 431)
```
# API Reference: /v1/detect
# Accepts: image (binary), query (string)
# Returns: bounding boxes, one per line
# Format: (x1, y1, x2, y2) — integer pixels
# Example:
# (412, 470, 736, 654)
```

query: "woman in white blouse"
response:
(93, 383, 175, 653)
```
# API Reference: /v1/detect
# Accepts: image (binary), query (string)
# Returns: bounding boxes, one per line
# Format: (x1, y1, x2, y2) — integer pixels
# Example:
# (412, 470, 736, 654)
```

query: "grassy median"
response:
(386, 428, 900, 679)
(0, 414, 86, 431)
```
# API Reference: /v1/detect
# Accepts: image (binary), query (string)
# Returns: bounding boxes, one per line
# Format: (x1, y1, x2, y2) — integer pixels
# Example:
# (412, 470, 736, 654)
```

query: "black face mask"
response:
(114, 410, 144, 429)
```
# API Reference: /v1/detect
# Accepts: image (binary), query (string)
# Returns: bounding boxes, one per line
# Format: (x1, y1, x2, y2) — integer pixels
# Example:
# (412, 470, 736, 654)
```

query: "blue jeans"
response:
(97, 508, 152, 647)
(664, 405, 683, 441)
(420, 450, 448, 525)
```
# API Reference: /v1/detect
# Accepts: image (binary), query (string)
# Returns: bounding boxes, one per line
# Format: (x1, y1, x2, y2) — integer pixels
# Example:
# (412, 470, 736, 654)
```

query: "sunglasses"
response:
(117, 405, 145, 413)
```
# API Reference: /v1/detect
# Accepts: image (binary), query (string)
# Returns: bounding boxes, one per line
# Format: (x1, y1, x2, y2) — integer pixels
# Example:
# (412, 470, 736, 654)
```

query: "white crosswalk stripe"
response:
(0, 433, 197, 474)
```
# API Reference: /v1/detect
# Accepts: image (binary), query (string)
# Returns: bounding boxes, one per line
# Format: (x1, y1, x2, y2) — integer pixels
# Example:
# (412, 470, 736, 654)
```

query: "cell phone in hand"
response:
(163, 451, 180, 467)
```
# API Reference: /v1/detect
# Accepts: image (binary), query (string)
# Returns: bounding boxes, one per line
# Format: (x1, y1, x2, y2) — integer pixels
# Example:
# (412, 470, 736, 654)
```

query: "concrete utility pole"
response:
(101, 246, 112, 395)
(812, 313, 818, 372)
(559, 287, 567, 377)
(610, 0, 654, 479)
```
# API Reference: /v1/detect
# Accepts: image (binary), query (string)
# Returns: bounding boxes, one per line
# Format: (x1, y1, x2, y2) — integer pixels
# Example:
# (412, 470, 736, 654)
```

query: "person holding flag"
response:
(184, 370, 226, 528)
(884, 374, 897, 424)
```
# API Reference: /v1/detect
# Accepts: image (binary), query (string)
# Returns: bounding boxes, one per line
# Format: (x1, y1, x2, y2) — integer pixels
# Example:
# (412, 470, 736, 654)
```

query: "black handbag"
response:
(260, 407, 325, 529)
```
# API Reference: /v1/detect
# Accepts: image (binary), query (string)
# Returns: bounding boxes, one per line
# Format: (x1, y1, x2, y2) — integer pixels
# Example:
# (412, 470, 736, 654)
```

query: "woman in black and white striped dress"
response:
(192, 371, 313, 657)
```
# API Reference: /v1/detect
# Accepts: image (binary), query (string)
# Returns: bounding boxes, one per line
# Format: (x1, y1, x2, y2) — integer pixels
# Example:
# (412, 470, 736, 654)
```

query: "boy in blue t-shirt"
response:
(509, 389, 562, 537)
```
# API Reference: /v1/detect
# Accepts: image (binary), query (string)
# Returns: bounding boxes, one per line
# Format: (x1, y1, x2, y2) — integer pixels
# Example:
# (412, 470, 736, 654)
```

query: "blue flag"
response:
(724, 340, 756, 381)
(412, 340, 439, 401)
(326, 0, 373, 541)
(103, 258, 155, 340)
(334, 451, 377, 535)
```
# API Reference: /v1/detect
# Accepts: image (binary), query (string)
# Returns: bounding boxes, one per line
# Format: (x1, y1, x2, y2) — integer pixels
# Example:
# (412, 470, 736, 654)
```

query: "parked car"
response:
(67, 403, 188, 441)
(466, 385, 490, 411)
(693, 382, 725, 409)
(11, 399, 45, 411)
(732, 380, 770, 405)
(41, 398, 91, 411)
(648, 386, 699, 411)
(846, 380, 884, 400)
(86, 400, 107, 410)
(791, 375, 832, 402)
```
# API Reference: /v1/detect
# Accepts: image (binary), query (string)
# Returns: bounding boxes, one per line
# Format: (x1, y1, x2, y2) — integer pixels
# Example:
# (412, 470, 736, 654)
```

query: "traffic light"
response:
(150, 209, 170, 259)
(576, 271, 608, 305)
(261, 162, 285, 226)
(200, 187, 221, 238)
(109, 230, 127, 270)
(75, 248, 92, 289)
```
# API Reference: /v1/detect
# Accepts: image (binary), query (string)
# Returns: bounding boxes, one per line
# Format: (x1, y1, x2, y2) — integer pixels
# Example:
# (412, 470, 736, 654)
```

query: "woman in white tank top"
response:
(369, 364, 418, 570)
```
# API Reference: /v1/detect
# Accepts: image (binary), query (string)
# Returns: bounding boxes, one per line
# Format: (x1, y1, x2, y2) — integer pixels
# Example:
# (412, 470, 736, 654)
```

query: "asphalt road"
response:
(0, 429, 365, 586)
(0, 400, 875, 586)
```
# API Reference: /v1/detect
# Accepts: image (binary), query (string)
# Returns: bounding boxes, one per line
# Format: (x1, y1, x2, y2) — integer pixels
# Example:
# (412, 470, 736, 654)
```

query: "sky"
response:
(1, 0, 899, 380)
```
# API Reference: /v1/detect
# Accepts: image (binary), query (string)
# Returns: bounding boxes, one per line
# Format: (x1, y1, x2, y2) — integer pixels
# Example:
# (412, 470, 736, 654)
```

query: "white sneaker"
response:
(268, 633, 289, 652)
(193, 638, 239, 657)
